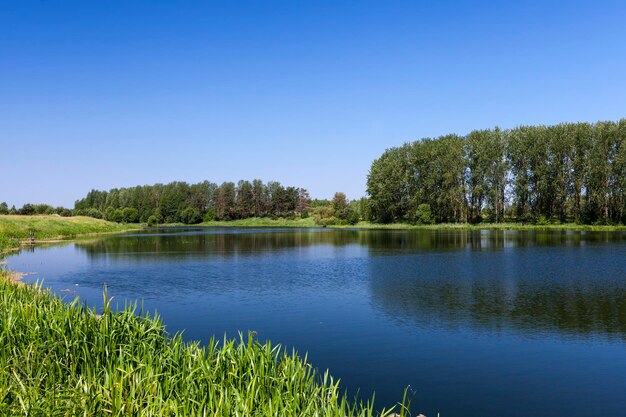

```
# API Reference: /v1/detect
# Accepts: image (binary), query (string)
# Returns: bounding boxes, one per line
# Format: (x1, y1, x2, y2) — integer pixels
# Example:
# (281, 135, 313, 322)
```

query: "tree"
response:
(19, 204, 35, 215)
(415, 203, 434, 224)
(0, 202, 8, 215)
(121, 207, 139, 223)
(236, 180, 254, 218)
(179, 207, 202, 224)
(367, 144, 412, 223)
(368, 118, 626, 225)
(213, 182, 236, 220)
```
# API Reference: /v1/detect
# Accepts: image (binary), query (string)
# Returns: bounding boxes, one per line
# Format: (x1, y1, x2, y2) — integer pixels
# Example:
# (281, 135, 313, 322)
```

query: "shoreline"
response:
(3, 216, 626, 256)
(156, 219, 626, 232)
(0, 277, 407, 415)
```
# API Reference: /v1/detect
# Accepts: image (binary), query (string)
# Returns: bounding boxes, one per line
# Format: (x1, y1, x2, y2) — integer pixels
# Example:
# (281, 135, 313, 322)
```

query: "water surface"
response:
(7, 228, 626, 417)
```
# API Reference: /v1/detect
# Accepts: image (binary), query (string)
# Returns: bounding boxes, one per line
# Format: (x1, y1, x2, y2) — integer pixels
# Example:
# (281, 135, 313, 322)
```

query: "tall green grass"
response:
(0, 277, 408, 416)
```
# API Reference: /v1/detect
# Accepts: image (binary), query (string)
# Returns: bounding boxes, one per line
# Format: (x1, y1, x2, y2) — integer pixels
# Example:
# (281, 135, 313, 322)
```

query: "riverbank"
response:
(185, 217, 626, 232)
(3, 215, 625, 254)
(0, 215, 141, 252)
(0, 274, 407, 416)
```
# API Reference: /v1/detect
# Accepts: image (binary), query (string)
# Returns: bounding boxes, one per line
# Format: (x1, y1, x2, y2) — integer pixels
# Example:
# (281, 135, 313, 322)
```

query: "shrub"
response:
(122, 207, 139, 224)
(414, 204, 434, 225)
(19, 204, 35, 215)
(179, 208, 202, 225)
(314, 216, 338, 226)
(203, 209, 216, 222)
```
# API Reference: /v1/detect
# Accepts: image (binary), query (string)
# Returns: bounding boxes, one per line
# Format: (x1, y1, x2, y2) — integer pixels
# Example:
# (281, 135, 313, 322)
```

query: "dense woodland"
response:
(1, 182, 359, 226)
(71, 180, 316, 225)
(367, 119, 626, 225)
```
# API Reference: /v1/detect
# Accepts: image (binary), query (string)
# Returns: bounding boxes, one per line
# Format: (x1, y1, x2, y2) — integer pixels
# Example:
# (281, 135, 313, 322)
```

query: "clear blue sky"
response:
(1, 1, 625, 208)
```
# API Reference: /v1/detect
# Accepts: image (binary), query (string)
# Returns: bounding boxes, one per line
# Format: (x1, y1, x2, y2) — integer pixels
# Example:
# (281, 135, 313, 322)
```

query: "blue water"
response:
(7, 228, 626, 416)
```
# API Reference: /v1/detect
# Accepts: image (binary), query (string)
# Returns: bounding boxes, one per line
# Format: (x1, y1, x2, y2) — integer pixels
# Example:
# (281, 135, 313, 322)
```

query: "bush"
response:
(314, 216, 338, 226)
(103, 208, 124, 223)
(203, 209, 216, 222)
(179, 208, 202, 225)
(347, 210, 360, 225)
(147, 215, 159, 227)
(85, 208, 103, 219)
(55, 207, 73, 217)
(122, 207, 139, 224)
(19, 204, 35, 215)
(414, 204, 434, 225)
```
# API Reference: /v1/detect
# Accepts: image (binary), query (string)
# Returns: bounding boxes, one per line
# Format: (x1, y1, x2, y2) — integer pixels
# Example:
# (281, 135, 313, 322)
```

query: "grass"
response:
(199, 217, 318, 228)
(167, 217, 626, 232)
(0, 215, 140, 251)
(0, 275, 408, 416)
(342, 221, 626, 231)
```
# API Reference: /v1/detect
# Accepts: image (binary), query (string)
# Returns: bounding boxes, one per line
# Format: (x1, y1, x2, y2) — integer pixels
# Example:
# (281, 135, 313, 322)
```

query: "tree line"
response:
(367, 119, 626, 224)
(72, 180, 313, 225)
(2, 186, 362, 226)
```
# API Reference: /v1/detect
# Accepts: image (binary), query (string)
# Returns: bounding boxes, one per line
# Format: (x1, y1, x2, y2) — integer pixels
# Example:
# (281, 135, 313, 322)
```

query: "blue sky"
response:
(1, 1, 625, 207)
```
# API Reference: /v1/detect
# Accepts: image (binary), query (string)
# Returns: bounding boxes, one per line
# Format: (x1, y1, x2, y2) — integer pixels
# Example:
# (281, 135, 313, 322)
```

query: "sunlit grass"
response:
(0, 215, 138, 251)
(0, 276, 408, 416)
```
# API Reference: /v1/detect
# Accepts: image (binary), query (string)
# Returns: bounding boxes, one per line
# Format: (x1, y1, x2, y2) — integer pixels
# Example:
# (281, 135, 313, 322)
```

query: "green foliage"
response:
(121, 207, 139, 223)
(179, 207, 202, 225)
(313, 193, 359, 226)
(0, 280, 409, 416)
(75, 180, 312, 224)
(203, 209, 216, 222)
(368, 118, 626, 225)
(147, 215, 159, 227)
(84, 208, 103, 219)
(104, 208, 124, 223)
(0, 202, 8, 215)
(414, 204, 434, 225)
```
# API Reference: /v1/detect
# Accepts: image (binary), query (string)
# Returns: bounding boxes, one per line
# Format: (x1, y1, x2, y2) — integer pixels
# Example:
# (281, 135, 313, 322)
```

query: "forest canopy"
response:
(367, 119, 626, 225)
(73, 180, 312, 225)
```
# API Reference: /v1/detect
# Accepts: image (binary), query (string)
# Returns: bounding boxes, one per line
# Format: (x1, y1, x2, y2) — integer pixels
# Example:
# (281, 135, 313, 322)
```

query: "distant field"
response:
(0, 215, 139, 251)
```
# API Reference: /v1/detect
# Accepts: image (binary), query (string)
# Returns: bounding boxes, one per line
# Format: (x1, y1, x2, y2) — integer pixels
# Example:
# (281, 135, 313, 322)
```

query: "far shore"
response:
(157, 218, 626, 232)
(3, 215, 626, 254)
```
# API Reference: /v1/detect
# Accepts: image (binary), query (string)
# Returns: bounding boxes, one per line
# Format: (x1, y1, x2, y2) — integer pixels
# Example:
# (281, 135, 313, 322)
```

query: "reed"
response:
(0, 276, 407, 416)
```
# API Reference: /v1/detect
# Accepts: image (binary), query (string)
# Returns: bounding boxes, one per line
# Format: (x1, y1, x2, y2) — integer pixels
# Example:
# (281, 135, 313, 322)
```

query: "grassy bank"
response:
(181, 217, 626, 232)
(343, 221, 626, 231)
(0, 215, 140, 251)
(0, 276, 407, 416)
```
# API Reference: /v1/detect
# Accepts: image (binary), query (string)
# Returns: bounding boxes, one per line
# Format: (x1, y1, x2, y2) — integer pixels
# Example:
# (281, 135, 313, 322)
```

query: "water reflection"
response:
(64, 228, 626, 340)
(367, 243, 626, 339)
(74, 228, 626, 260)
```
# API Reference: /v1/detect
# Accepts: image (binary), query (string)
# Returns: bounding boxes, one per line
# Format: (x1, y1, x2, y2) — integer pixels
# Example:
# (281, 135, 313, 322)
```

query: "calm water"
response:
(6, 228, 626, 416)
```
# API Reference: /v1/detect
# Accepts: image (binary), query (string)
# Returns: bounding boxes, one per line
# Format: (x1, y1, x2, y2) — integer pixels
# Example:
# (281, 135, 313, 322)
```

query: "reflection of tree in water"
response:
(368, 247, 626, 339)
(76, 229, 626, 261)
(72, 228, 626, 338)
(76, 229, 362, 261)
